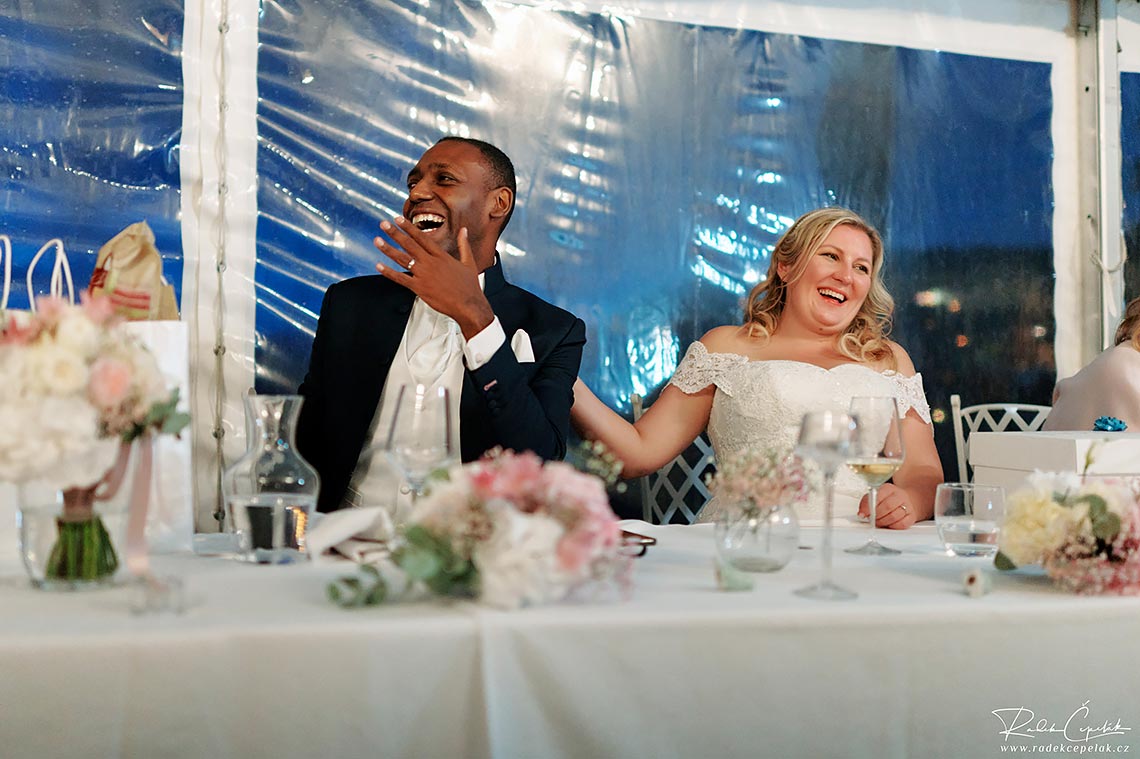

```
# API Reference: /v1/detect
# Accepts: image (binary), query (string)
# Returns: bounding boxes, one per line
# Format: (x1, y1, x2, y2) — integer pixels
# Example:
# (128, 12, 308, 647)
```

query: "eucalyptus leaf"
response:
(994, 551, 1017, 571)
(162, 412, 191, 435)
(400, 547, 443, 581)
(364, 579, 388, 605)
(1092, 512, 1122, 541)
(1077, 494, 1109, 519)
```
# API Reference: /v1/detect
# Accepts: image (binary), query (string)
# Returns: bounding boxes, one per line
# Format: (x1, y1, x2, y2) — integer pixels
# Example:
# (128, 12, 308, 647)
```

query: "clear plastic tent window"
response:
(254, 1, 1053, 483)
(0, 1, 1061, 498)
(0, 1, 184, 305)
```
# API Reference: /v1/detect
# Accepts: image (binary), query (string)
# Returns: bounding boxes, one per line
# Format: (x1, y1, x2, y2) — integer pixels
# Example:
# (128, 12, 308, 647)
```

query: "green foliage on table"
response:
(123, 388, 191, 443)
(1077, 494, 1122, 542)
(993, 551, 1016, 571)
(327, 564, 388, 607)
(45, 515, 119, 582)
(400, 524, 477, 597)
(327, 526, 479, 609)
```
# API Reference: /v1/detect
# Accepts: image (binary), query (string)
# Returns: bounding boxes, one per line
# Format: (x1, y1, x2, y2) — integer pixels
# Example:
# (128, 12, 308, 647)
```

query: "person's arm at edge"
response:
(869, 342, 943, 527)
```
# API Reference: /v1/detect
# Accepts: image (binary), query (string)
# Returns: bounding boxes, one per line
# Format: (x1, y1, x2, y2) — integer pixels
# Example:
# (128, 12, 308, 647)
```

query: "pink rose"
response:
(35, 296, 68, 324)
(471, 450, 546, 512)
(88, 357, 134, 409)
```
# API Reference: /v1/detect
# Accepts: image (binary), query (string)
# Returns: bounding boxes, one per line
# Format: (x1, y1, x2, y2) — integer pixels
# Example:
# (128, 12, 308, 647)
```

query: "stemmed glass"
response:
(794, 410, 860, 600)
(845, 396, 905, 556)
(385, 384, 454, 501)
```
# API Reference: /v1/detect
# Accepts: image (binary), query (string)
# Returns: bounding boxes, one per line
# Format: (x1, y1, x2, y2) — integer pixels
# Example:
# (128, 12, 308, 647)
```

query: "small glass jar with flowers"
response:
(707, 448, 808, 572)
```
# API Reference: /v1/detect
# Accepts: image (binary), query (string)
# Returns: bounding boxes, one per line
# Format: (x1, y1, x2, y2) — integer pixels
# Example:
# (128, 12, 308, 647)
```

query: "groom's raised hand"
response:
(374, 219, 494, 339)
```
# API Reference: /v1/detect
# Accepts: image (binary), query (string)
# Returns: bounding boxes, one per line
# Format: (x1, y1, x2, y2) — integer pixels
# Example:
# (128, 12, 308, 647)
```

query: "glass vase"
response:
(714, 500, 800, 572)
(18, 482, 126, 590)
(221, 394, 320, 564)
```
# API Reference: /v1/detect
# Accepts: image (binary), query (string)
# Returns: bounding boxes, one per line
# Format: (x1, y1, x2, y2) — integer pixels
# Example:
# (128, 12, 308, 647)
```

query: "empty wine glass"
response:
(385, 384, 453, 500)
(845, 396, 905, 556)
(794, 410, 859, 601)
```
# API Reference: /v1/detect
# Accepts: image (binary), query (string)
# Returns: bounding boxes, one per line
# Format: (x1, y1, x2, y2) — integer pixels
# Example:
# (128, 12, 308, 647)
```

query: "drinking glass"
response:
(386, 384, 454, 500)
(845, 396, 905, 556)
(934, 483, 1005, 557)
(794, 410, 859, 600)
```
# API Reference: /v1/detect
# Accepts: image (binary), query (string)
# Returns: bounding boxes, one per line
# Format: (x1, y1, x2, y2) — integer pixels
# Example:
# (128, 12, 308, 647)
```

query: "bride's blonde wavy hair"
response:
(744, 207, 895, 368)
(1115, 296, 1140, 350)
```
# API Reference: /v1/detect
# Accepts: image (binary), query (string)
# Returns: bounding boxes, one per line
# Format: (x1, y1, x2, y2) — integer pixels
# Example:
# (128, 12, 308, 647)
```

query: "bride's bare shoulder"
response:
(698, 325, 757, 354)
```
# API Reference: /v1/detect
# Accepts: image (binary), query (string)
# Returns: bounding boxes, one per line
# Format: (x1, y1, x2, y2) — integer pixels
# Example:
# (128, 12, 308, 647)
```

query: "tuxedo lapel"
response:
(350, 281, 415, 425)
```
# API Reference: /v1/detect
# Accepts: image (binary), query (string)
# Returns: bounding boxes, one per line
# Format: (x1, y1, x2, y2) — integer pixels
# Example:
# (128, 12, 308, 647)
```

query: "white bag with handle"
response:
(0, 235, 78, 566)
(0, 234, 11, 311)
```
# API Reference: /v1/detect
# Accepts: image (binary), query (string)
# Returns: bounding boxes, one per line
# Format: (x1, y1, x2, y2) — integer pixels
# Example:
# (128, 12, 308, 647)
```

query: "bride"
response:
(571, 207, 943, 526)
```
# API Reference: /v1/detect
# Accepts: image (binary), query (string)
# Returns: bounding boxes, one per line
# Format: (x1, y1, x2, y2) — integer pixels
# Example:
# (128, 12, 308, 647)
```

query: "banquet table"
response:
(0, 520, 1137, 759)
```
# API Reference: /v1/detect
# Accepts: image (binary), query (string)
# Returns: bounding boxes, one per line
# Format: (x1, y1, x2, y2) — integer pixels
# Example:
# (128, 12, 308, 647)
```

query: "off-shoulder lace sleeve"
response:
(668, 341, 749, 395)
(889, 371, 932, 424)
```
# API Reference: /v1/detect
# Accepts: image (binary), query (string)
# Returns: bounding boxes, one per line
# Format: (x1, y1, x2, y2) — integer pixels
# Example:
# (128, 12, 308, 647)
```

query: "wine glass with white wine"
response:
(845, 396, 905, 556)
(843, 396, 902, 556)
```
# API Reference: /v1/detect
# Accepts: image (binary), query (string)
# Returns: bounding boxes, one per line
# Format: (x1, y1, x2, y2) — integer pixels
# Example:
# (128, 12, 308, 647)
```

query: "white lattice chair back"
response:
(631, 393, 715, 524)
(950, 394, 1051, 482)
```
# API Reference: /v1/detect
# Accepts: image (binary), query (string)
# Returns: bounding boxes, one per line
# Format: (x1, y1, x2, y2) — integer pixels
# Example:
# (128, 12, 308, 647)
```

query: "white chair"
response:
(950, 394, 1051, 482)
(631, 393, 715, 524)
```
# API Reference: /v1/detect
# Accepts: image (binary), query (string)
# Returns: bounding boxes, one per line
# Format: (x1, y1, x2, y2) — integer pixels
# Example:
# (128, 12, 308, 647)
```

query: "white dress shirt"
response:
(342, 274, 505, 521)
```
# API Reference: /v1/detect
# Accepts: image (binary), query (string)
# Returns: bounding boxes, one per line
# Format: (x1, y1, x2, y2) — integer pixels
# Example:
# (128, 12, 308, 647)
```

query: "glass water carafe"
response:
(221, 394, 320, 563)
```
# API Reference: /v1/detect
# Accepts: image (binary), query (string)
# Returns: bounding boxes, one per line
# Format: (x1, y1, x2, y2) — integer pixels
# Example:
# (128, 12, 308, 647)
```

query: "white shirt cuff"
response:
(463, 316, 505, 369)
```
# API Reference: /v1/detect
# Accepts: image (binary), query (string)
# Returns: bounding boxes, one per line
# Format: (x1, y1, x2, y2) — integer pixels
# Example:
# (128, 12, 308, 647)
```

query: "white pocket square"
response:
(511, 329, 535, 363)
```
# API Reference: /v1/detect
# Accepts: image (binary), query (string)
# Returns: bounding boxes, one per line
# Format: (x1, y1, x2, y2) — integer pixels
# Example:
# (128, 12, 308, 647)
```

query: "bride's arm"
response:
(864, 418, 942, 528)
(571, 379, 714, 478)
(862, 344, 943, 528)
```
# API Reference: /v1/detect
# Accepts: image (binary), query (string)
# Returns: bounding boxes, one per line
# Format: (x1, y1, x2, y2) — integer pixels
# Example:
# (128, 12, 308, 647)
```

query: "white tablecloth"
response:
(0, 522, 1137, 758)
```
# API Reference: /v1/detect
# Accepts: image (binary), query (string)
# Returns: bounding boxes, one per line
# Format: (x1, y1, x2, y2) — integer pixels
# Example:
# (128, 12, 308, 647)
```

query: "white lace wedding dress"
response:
(669, 342, 932, 523)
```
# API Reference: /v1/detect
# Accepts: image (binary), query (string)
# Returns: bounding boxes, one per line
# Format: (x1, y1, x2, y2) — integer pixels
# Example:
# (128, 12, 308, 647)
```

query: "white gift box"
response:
(969, 431, 1140, 492)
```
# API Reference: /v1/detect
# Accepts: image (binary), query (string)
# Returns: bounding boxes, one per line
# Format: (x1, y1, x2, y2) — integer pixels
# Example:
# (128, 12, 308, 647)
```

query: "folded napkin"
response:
(304, 506, 396, 563)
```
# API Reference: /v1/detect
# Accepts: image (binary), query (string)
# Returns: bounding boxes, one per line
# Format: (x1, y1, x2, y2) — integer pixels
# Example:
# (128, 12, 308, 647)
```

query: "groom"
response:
(296, 137, 586, 514)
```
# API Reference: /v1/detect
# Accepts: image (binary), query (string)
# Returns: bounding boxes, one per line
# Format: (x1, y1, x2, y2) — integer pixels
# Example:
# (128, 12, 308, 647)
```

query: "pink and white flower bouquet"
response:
(331, 449, 632, 610)
(0, 295, 188, 489)
(995, 472, 1140, 595)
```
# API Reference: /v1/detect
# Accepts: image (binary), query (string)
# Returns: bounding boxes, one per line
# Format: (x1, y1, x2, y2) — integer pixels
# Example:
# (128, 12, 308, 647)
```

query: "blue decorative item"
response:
(1093, 416, 1128, 432)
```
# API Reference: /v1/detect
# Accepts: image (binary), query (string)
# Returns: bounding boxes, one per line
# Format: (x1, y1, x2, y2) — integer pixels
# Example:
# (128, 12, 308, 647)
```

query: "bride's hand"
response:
(858, 484, 916, 529)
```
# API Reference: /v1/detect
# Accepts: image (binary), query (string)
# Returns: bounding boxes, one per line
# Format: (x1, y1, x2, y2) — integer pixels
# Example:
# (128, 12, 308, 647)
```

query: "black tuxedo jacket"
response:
(296, 260, 586, 513)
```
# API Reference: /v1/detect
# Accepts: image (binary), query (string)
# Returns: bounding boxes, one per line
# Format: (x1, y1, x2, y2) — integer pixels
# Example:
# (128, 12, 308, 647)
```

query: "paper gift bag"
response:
(88, 221, 179, 321)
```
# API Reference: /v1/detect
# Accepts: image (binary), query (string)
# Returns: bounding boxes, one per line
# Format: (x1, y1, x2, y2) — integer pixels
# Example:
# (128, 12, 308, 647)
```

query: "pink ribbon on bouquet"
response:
(95, 433, 156, 576)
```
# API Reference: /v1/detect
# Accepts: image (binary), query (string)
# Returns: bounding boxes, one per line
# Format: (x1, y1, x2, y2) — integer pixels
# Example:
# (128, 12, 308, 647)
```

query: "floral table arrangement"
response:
(328, 448, 632, 610)
(995, 472, 1140, 594)
(0, 295, 189, 586)
(706, 448, 808, 577)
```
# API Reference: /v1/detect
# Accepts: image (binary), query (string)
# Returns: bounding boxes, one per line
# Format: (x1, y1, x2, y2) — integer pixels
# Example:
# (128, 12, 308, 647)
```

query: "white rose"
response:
(50, 437, 120, 491)
(29, 343, 88, 396)
(473, 505, 565, 609)
(54, 312, 102, 357)
(1000, 490, 1072, 566)
(0, 348, 29, 400)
